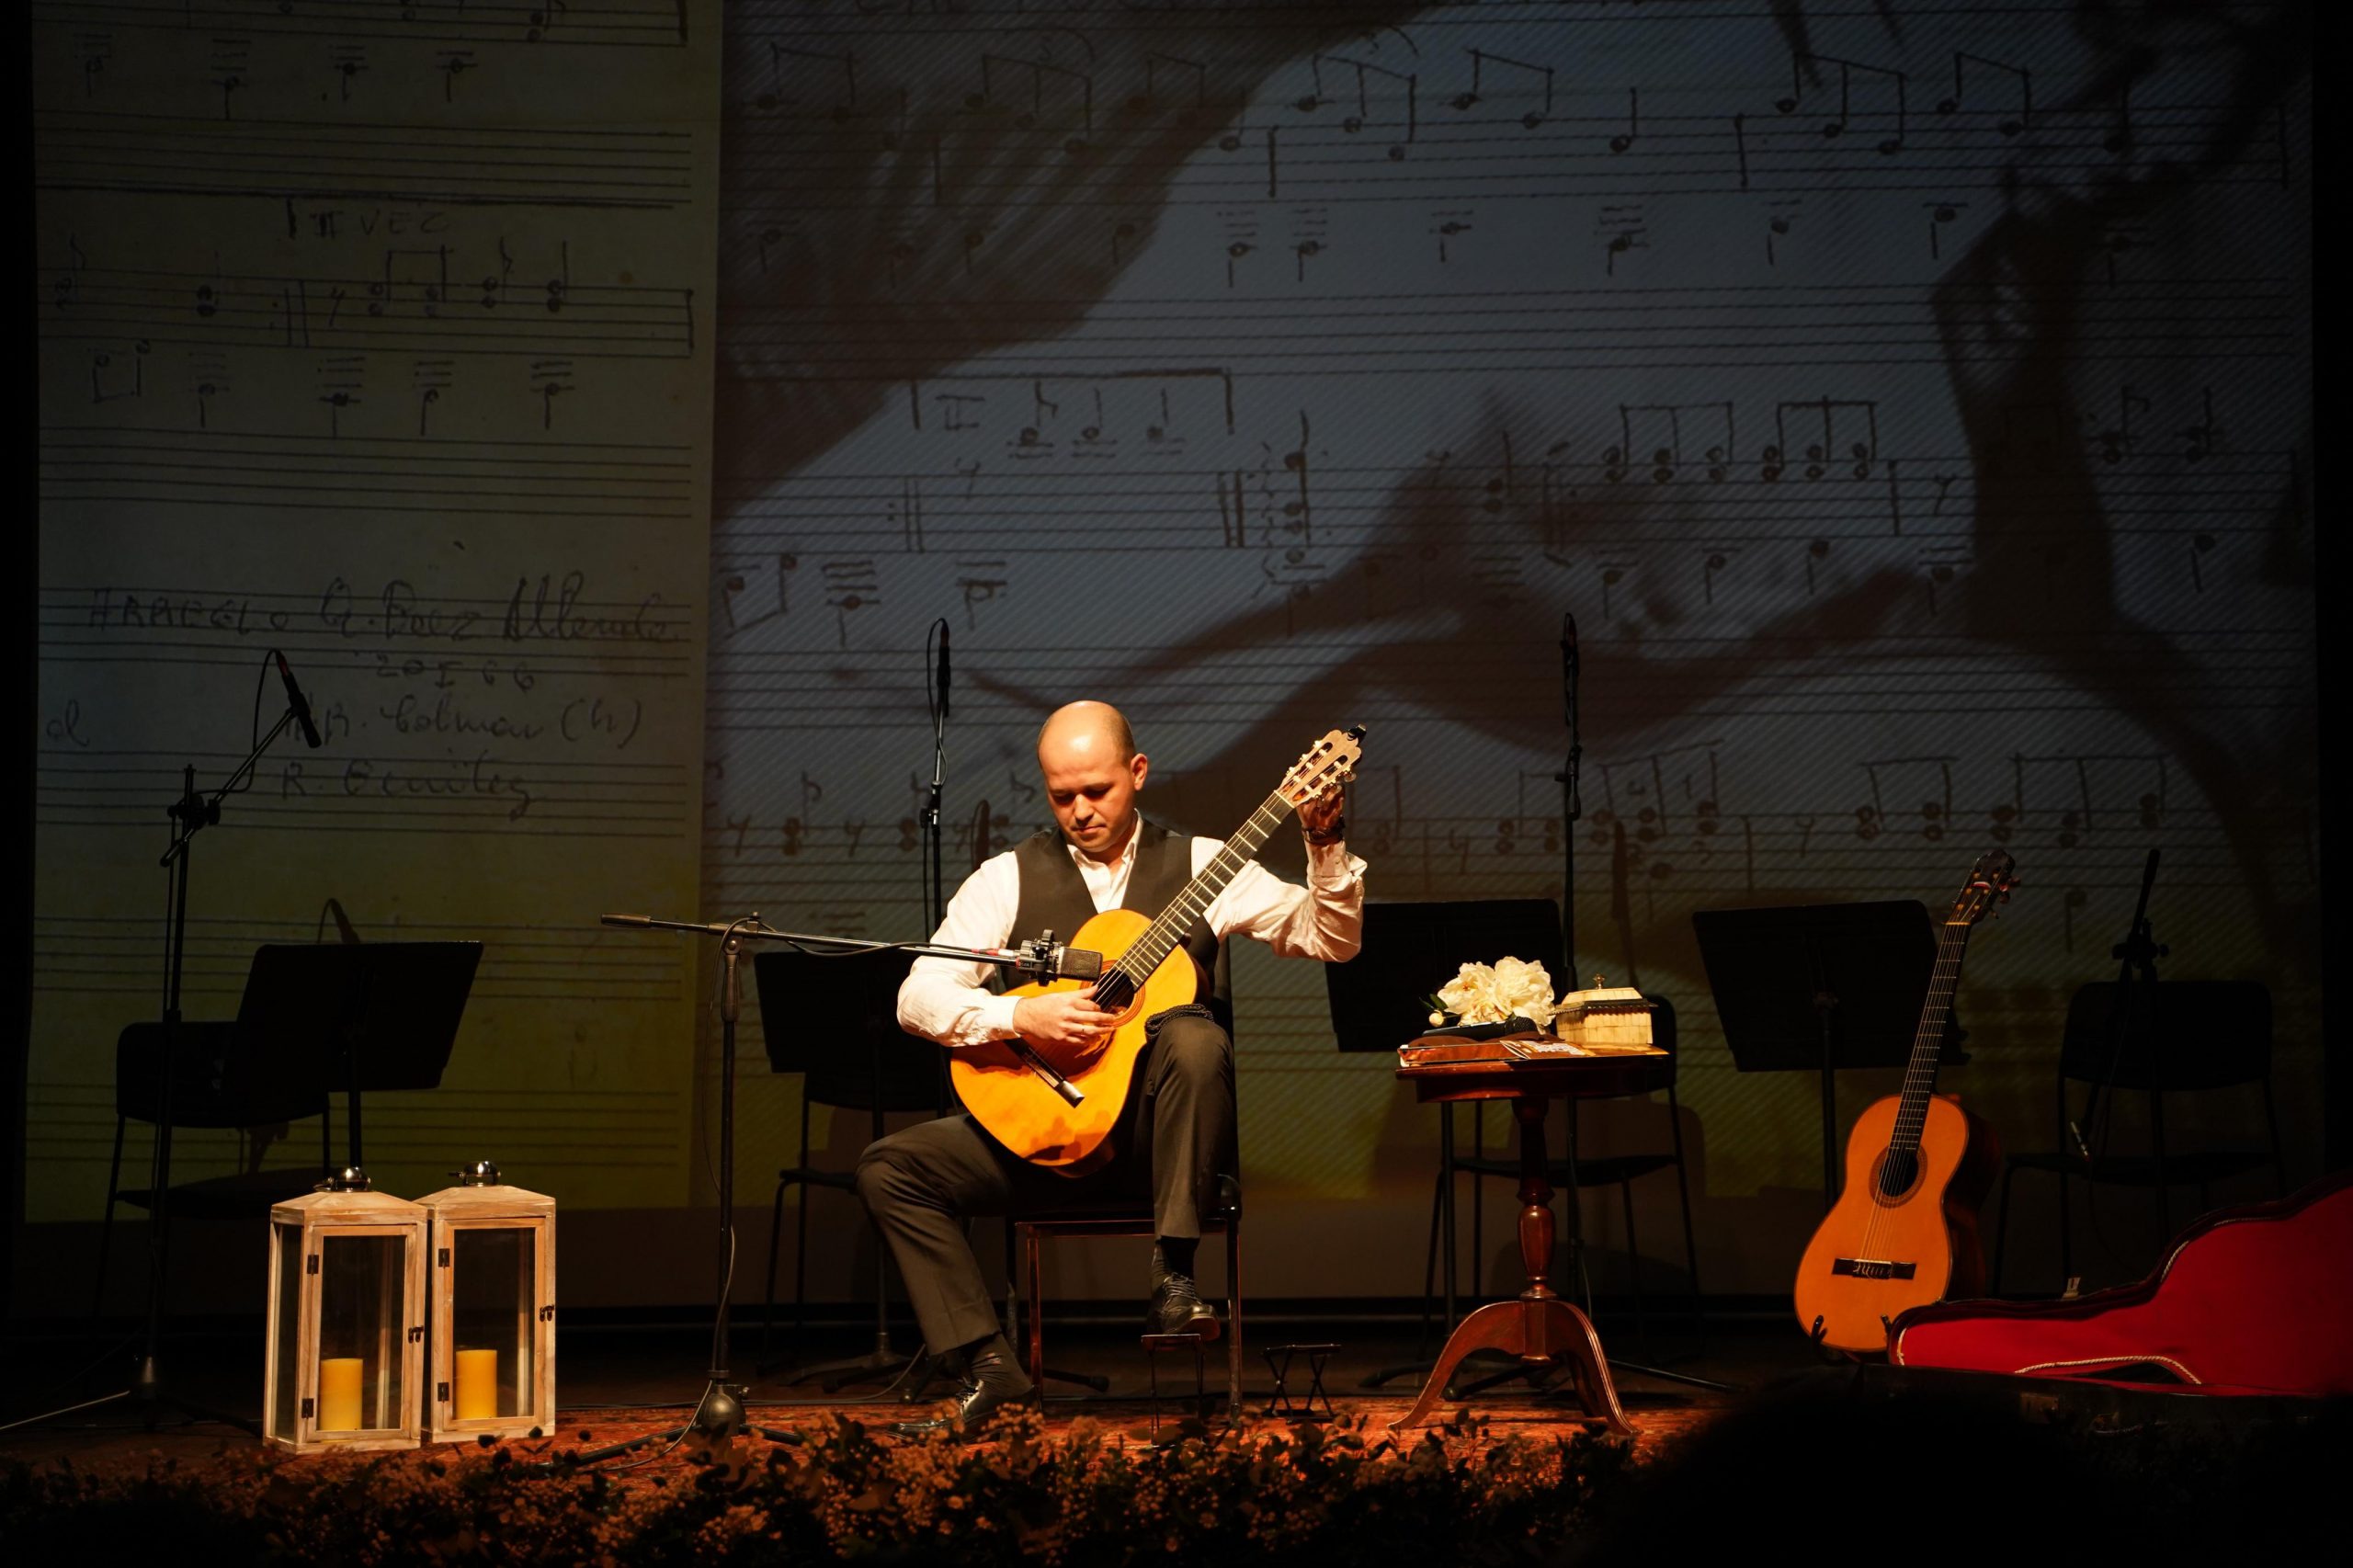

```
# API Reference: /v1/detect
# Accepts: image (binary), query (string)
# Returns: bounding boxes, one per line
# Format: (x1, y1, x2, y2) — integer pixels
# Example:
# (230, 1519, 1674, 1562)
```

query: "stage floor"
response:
(4, 1312, 1772, 1470)
(7, 1315, 2336, 1562)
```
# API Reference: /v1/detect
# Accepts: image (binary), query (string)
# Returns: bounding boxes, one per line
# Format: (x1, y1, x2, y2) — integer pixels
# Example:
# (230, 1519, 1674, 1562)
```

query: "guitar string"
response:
(1110, 790, 1292, 990)
(1107, 763, 1341, 988)
(1860, 923, 1964, 1268)
(1855, 904, 1963, 1265)
(1856, 906, 1974, 1273)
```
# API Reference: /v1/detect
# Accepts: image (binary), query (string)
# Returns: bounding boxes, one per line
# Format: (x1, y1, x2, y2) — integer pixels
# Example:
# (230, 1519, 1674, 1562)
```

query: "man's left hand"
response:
(1300, 784, 1345, 844)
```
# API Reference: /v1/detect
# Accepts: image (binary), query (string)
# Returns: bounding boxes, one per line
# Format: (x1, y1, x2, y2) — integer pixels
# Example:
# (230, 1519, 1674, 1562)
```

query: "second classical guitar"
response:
(1793, 849, 2017, 1353)
(951, 727, 1364, 1173)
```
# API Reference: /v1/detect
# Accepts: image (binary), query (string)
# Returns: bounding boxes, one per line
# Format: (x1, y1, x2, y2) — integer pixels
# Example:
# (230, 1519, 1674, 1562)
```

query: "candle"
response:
(454, 1348, 500, 1420)
(320, 1357, 364, 1430)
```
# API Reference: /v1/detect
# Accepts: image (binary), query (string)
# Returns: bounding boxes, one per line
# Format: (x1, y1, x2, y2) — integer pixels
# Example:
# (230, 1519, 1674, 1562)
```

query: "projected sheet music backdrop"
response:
(33, 2, 2314, 1307)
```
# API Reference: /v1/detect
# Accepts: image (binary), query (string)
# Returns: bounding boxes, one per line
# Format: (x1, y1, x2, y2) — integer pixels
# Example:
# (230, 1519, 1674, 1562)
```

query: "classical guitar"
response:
(951, 726, 1364, 1173)
(1792, 849, 2017, 1354)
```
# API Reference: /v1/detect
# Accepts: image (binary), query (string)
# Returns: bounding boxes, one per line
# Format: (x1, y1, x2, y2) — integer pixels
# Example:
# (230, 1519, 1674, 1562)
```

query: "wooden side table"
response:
(1390, 1054, 1665, 1434)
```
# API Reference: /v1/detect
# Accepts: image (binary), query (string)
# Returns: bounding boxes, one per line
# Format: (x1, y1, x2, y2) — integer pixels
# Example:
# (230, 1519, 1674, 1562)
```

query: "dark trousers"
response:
(855, 1013, 1235, 1354)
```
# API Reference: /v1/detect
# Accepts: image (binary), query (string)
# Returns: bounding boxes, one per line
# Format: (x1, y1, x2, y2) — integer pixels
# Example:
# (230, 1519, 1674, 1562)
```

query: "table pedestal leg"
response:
(1392, 1096, 1631, 1434)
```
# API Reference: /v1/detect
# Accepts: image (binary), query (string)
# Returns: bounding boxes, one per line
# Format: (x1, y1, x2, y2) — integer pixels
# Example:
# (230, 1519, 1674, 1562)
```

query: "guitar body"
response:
(1794, 1092, 2001, 1355)
(949, 908, 1203, 1175)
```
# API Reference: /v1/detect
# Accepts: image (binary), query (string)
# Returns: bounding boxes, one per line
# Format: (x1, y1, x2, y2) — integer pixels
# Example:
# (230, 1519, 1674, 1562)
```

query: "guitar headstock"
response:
(1278, 725, 1365, 809)
(1949, 849, 2019, 926)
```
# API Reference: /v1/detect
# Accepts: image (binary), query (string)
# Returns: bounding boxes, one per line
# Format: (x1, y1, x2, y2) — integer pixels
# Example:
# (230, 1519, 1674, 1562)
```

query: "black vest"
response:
(1005, 821, 1233, 1034)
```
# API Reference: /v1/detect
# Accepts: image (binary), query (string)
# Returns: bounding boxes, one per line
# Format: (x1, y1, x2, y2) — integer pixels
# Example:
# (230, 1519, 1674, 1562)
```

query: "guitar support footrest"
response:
(1142, 1333, 1214, 1441)
(1263, 1343, 1337, 1420)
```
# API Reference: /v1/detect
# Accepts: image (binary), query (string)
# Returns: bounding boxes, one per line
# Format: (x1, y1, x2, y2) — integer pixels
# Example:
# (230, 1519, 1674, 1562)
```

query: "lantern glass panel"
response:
(271, 1221, 302, 1439)
(318, 1234, 408, 1430)
(451, 1227, 533, 1419)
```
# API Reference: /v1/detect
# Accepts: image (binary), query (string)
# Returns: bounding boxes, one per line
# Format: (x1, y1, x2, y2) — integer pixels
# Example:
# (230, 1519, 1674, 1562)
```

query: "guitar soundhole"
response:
(1876, 1148, 1921, 1200)
(1092, 971, 1138, 1013)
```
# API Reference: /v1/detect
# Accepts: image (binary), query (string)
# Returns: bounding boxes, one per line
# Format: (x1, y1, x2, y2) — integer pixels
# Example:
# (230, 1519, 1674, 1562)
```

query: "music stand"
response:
(238, 942, 480, 1167)
(750, 948, 943, 1390)
(1691, 902, 1938, 1210)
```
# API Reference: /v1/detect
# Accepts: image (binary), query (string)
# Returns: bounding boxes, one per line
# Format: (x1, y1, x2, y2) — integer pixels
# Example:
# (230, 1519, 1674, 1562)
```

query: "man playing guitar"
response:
(862, 700, 1363, 1436)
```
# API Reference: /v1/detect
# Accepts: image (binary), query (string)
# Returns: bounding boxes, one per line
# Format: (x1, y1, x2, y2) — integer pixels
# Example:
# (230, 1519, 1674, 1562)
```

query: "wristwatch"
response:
(1304, 815, 1347, 846)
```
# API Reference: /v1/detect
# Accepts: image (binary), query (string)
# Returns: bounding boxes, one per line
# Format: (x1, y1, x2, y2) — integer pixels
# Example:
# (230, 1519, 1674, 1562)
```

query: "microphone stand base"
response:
(562, 1379, 805, 1469)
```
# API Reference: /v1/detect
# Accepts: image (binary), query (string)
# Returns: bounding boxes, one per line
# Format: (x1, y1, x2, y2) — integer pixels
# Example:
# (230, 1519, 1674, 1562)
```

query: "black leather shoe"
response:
(889, 1343, 1037, 1438)
(1145, 1273, 1222, 1340)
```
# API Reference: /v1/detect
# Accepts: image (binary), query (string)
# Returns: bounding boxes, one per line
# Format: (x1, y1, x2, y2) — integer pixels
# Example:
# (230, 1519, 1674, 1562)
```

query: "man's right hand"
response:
(1012, 988, 1120, 1048)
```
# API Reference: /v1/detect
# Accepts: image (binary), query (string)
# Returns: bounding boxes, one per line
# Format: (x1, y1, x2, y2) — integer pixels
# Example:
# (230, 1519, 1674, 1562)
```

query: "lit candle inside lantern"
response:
(320, 1357, 364, 1430)
(454, 1348, 499, 1420)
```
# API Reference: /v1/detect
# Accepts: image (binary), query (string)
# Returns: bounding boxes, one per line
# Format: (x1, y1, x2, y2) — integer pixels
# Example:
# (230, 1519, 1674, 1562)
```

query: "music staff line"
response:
(35, 110, 697, 209)
(734, 279, 2294, 381)
(723, 97, 2288, 214)
(31, 912, 686, 1003)
(44, 642, 694, 677)
(699, 677, 2315, 731)
(43, 263, 697, 358)
(709, 455, 2295, 563)
(35, 911, 690, 957)
(34, 961, 681, 1003)
(694, 824, 2302, 909)
(38, 811, 695, 841)
(31, 1, 690, 51)
(743, 2, 2125, 41)
(693, 629, 2314, 666)
(40, 429, 699, 517)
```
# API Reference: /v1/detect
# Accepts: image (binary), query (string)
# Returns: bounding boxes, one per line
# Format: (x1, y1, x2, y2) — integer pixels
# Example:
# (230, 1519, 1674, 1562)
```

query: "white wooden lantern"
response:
(264, 1170, 427, 1453)
(417, 1161, 556, 1443)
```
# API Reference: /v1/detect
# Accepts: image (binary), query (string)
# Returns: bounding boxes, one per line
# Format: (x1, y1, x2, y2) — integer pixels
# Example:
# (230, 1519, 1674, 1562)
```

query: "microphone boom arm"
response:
(598, 915, 1098, 1101)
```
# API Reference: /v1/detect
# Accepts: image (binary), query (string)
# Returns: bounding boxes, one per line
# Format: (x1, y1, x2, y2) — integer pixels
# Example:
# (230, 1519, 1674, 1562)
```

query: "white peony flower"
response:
(1436, 957, 1557, 1027)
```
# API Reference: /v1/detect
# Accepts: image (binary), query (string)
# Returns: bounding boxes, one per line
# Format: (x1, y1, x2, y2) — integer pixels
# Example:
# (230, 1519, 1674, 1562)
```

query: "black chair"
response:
(1993, 980, 2284, 1292)
(1325, 899, 1703, 1373)
(1009, 1175, 1244, 1419)
(92, 1020, 334, 1320)
(754, 949, 946, 1385)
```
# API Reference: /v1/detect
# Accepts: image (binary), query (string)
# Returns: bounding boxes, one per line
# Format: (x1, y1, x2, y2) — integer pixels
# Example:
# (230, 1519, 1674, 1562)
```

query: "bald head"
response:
(1037, 700, 1135, 767)
(1036, 701, 1148, 861)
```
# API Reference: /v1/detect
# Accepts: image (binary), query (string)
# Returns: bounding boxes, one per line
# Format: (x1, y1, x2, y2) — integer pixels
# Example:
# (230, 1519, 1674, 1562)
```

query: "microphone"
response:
(992, 936, 1104, 982)
(275, 652, 323, 748)
(600, 913, 654, 928)
(936, 621, 951, 721)
(1049, 946, 1104, 982)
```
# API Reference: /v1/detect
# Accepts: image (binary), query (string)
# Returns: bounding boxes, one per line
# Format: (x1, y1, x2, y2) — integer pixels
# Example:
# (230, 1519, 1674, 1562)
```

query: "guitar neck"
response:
(1109, 790, 1295, 985)
(1890, 919, 1975, 1153)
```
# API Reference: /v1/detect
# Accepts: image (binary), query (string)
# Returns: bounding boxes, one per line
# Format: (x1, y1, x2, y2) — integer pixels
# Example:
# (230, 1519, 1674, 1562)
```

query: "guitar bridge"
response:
(1831, 1257, 1917, 1280)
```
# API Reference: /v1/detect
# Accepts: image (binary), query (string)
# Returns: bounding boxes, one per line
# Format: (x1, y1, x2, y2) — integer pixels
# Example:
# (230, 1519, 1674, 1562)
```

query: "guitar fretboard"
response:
(1889, 919, 1973, 1154)
(1108, 790, 1295, 988)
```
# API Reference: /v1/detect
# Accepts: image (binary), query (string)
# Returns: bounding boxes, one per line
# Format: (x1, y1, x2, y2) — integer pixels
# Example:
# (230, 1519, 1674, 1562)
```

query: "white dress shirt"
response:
(896, 816, 1367, 1047)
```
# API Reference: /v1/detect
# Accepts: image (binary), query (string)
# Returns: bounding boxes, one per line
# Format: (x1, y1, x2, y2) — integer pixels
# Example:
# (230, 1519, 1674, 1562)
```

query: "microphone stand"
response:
(1555, 612, 1582, 987)
(926, 618, 949, 937)
(6, 700, 305, 1437)
(1517, 612, 1733, 1399)
(2076, 849, 2165, 1160)
(770, 625, 957, 1392)
(2074, 849, 2167, 1193)
(572, 915, 1079, 1466)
